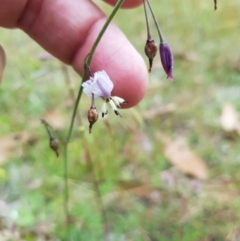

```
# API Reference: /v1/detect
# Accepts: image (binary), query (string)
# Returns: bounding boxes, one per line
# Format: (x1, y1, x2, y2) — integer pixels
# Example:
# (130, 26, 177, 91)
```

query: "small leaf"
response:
(158, 134, 208, 180)
(0, 44, 6, 84)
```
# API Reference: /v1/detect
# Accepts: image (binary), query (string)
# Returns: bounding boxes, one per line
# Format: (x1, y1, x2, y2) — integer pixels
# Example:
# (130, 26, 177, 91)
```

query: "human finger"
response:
(102, 0, 142, 9)
(0, 0, 148, 107)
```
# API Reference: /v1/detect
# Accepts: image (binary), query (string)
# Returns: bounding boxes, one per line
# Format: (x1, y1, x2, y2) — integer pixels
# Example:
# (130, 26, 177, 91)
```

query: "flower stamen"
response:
(108, 99, 122, 117)
(112, 96, 128, 107)
(101, 102, 108, 118)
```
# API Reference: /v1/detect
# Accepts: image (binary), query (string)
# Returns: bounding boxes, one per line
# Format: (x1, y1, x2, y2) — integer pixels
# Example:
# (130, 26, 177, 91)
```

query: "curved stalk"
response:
(146, 0, 165, 43)
(143, 0, 151, 40)
(63, 0, 126, 225)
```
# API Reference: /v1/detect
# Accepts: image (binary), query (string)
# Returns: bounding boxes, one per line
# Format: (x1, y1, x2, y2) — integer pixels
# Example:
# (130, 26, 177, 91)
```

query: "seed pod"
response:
(49, 137, 59, 157)
(88, 107, 98, 134)
(145, 39, 158, 72)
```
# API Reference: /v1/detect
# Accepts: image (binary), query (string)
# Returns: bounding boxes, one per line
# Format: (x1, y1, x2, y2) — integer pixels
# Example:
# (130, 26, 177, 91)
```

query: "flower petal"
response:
(82, 79, 95, 97)
(91, 71, 113, 98)
(82, 70, 114, 99)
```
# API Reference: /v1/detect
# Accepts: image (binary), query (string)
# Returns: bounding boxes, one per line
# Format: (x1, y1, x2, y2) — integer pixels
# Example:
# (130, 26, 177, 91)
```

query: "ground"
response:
(0, 0, 240, 240)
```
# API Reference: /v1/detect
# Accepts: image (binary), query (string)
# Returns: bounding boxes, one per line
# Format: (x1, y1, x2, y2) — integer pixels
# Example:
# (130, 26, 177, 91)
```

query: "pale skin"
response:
(0, 0, 148, 108)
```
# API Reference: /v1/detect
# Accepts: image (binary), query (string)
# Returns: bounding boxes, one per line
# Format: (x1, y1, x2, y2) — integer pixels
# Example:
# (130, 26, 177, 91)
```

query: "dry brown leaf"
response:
(0, 45, 6, 84)
(158, 134, 208, 180)
(43, 109, 66, 130)
(0, 132, 36, 164)
(143, 103, 176, 120)
(220, 103, 240, 135)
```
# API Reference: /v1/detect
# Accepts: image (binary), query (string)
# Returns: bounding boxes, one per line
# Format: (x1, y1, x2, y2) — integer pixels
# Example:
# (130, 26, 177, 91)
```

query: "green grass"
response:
(1, 0, 240, 240)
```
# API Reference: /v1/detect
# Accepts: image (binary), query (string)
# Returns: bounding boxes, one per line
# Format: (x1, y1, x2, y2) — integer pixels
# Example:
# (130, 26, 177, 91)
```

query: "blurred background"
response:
(0, 0, 240, 240)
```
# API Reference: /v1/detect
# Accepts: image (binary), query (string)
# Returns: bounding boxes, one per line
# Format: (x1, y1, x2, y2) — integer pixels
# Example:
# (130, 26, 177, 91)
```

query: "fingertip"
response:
(73, 19, 148, 108)
(102, 0, 142, 9)
(103, 0, 142, 8)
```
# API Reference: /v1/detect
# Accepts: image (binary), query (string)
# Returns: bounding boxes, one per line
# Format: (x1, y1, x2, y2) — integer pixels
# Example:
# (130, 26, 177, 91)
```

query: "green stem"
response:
(86, 144, 109, 239)
(142, 0, 151, 40)
(41, 119, 53, 139)
(63, 0, 126, 225)
(146, 0, 165, 43)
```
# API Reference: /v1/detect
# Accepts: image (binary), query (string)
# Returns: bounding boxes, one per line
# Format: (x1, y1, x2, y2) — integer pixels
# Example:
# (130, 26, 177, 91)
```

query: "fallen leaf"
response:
(158, 134, 208, 180)
(0, 132, 36, 164)
(220, 103, 240, 135)
(43, 109, 66, 130)
(0, 44, 6, 84)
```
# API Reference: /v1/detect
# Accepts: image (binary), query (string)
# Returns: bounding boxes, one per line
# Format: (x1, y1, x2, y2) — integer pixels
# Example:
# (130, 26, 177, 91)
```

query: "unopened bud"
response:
(145, 39, 158, 72)
(159, 42, 174, 80)
(88, 107, 98, 134)
(50, 137, 59, 157)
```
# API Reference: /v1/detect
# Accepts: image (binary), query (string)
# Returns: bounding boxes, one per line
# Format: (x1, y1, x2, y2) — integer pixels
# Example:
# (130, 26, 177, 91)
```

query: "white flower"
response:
(82, 70, 127, 117)
(82, 71, 113, 99)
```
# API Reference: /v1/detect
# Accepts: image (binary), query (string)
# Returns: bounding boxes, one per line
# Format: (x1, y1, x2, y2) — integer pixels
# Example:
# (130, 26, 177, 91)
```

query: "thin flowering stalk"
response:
(146, 0, 174, 79)
(41, 119, 53, 139)
(63, 0, 126, 226)
(143, 0, 158, 72)
(41, 119, 59, 157)
(146, 0, 165, 43)
(91, 93, 95, 108)
(143, 0, 151, 40)
(84, 55, 94, 78)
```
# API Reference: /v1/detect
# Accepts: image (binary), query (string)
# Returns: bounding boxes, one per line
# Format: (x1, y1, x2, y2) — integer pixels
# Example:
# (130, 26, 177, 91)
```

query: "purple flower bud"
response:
(159, 42, 174, 80)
